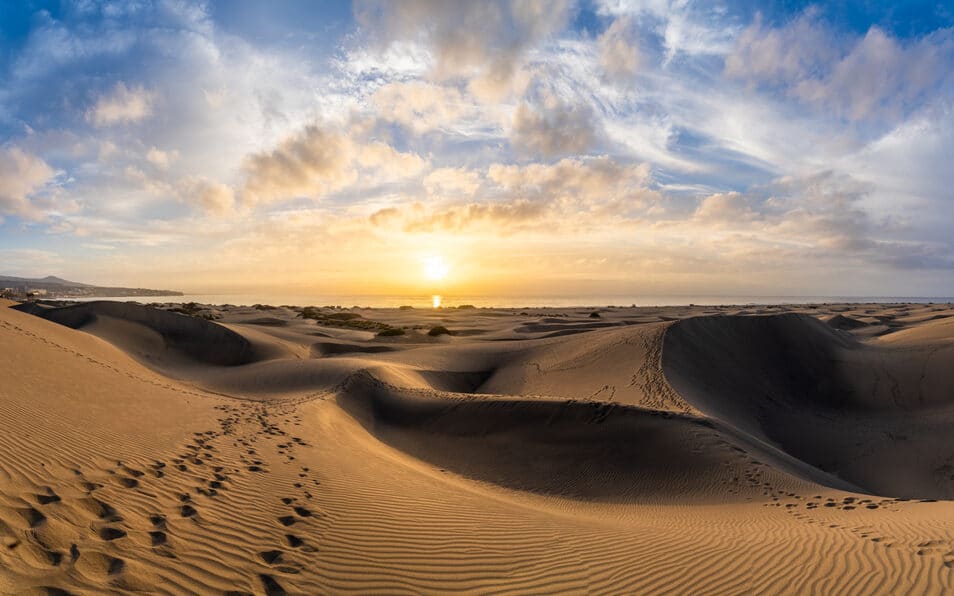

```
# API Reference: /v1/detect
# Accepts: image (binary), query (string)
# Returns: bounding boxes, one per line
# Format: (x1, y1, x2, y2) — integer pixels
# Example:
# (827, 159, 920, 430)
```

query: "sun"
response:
(423, 256, 450, 282)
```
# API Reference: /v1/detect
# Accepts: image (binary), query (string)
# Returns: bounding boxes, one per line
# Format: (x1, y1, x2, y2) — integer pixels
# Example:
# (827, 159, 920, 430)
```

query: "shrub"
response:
(428, 325, 451, 336)
(457, 304, 476, 309)
(325, 312, 362, 321)
(399, 305, 414, 310)
(377, 327, 406, 337)
(588, 311, 601, 318)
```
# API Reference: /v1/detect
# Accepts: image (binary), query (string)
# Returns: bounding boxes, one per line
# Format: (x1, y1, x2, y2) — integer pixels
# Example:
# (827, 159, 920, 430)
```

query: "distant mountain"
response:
(0, 275, 90, 287)
(41, 275, 92, 287)
(0, 275, 181, 298)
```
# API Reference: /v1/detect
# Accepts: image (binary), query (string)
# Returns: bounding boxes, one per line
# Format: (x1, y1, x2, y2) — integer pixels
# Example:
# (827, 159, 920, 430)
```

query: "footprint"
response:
(259, 574, 287, 596)
(149, 531, 168, 546)
(98, 527, 127, 541)
(292, 507, 312, 518)
(277, 516, 296, 527)
(118, 477, 139, 489)
(259, 550, 283, 564)
(19, 507, 47, 528)
(285, 534, 303, 548)
(75, 551, 125, 577)
(78, 498, 122, 522)
(35, 492, 62, 505)
(180, 505, 198, 518)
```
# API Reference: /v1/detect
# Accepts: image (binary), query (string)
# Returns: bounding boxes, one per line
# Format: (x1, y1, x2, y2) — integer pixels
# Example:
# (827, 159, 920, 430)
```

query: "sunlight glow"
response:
(432, 294, 442, 308)
(424, 256, 450, 282)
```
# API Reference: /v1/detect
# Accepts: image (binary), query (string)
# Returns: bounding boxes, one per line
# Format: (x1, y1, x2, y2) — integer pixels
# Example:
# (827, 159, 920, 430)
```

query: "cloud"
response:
(86, 82, 155, 127)
(683, 171, 950, 270)
(242, 125, 355, 205)
(725, 12, 954, 120)
(0, 147, 56, 219)
(598, 16, 642, 80)
(597, 0, 739, 61)
(371, 156, 657, 234)
(423, 167, 482, 198)
(371, 81, 468, 134)
(692, 191, 757, 224)
(354, 0, 571, 99)
(399, 198, 549, 233)
(179, 176, 236, 216)
(796, 27, 953, 120)
(511, 97, 599, 157)
(0, 249, 64, 274)
(241, 122, 428, 206)
(487, 156, 652, 210)
(723, 11, 833, 87)
(145, 147, 178, 169)
(356, 141, 428, 179)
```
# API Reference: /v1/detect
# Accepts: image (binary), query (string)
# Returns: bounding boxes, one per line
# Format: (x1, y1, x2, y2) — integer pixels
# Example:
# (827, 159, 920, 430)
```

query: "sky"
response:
(0, 0, 953, 298)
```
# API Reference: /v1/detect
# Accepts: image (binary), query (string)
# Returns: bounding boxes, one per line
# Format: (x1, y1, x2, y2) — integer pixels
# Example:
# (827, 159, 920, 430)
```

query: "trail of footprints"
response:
(1, 400, 323, 594)
(718, 440, 954, 562)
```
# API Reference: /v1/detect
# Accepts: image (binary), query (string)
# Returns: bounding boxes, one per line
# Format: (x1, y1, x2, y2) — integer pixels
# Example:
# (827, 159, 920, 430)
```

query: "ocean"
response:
(65, 293, 954, 309)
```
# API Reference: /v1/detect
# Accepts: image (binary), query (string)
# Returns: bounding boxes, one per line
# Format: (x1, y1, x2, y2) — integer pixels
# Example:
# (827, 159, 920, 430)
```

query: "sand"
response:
(3, 298, 954, 593)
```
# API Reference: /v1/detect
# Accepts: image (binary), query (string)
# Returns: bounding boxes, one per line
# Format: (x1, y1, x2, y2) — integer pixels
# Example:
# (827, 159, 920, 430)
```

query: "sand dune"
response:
(664, 313, 954, 498)
(4, 299, 954, 593)
(13, 301, 266, 368)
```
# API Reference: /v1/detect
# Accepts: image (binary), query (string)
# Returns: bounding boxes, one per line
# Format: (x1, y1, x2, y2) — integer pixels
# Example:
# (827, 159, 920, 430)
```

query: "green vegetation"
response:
(324, 312, 363, 321)
(168, 302, 221, 320)
(299, 306, 400, 332)
(377, 327, 406, 337)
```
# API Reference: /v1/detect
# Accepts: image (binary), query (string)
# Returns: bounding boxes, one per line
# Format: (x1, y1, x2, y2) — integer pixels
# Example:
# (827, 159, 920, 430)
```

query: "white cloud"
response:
(597, 0, 739, 60)
(145, 147, 179, 169)
(424, 167, 482, 198)
(0, 249, 64, 274)
(511, 97, 599, 157)
(179, 176, 236, 216)
(725, 13, 954, 120)
(242, 125, 356, 205)
(371, 81, 468, 134)
(354, 0, 571, 99)
(241, 122, 428, 206)
(86, 82, 155, 127)
(371, 156, 658, 234)
(0, 147, 56, 219)
(598, 17, 642, 80)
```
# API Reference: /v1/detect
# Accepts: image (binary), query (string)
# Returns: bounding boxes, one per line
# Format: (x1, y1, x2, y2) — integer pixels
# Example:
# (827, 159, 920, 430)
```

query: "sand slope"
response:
(664, 313, 954, 498)
(4, 300, 954, 593)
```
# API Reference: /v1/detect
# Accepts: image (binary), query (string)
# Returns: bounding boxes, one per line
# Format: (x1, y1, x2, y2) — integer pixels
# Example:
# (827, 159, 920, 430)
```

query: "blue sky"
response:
(0, 0, 952, 296)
